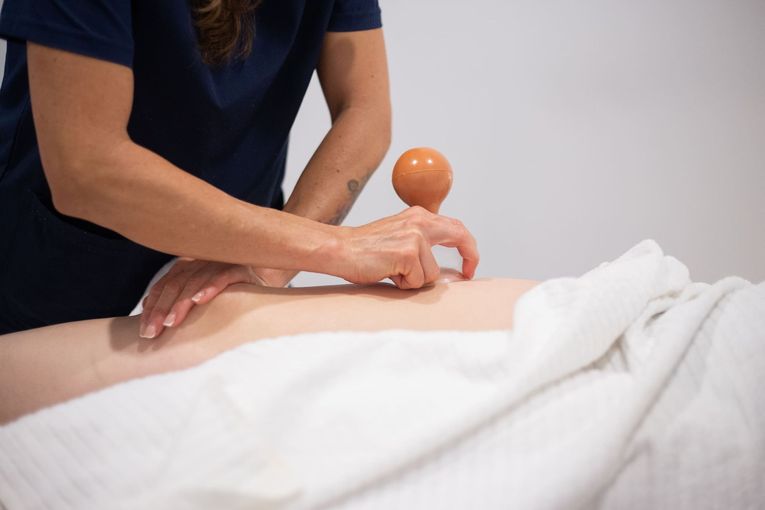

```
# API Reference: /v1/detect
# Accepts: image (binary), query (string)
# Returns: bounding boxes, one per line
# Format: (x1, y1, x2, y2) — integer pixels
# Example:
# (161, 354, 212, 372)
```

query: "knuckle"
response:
(402, 245, 419, 260)
(184, 277, 207, 292)
(152, 303, 169, 315)
(211, 273, 232, 287)
(163, 281, 183, 295)
(404, 227, 424, 240)
(448, 218, 465, 232)
(403, 215, 423, 229)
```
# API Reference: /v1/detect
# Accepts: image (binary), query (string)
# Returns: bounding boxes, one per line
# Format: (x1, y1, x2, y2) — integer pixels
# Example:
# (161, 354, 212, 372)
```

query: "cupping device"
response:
(392, 147, 453, 214)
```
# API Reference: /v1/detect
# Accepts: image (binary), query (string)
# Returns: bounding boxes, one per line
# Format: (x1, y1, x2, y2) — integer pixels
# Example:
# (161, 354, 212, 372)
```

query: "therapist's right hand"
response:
(338, 206, 480, 289)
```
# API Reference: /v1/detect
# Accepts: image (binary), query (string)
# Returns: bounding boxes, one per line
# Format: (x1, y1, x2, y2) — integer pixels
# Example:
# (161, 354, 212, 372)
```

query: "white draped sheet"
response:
(1, 240, 763, 509)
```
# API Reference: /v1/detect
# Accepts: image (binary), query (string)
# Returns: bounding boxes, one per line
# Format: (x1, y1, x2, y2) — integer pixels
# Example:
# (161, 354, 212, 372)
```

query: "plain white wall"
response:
(285, 0, 765, 285)
(2, 0, 763, 285)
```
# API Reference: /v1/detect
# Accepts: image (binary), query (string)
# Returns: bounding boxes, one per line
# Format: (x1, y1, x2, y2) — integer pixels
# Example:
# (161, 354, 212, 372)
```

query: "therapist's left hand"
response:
(139, 259, 293, 339)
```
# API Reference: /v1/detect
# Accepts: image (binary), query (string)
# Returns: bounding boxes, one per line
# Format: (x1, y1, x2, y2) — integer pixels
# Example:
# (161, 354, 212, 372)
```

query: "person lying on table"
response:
(0, 272, 537, 424)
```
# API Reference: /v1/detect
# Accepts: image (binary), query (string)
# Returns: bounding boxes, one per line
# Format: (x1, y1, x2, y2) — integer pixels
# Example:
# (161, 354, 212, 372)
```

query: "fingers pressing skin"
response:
(141, 264, 205, 339)
(346, 206, 480, 289)
(185, 265, 255, 308)
(438, 216, 479, 279)
(159, 268, 216, 328)
(139, 259, 196, 338)
(418, 235, 441, 286)
(397, 244, 425, 290)
(421, 213, 479, 279)
(139, 260, 260, 339)
(402, 207, 479, 280)
(138, 207, 479, 336)
(144, 281, 184, 338)
(391, 225, 471, 288)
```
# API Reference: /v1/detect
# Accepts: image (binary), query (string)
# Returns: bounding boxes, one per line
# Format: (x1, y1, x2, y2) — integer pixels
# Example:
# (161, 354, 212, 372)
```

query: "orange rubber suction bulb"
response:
(392, 147, 453, 214)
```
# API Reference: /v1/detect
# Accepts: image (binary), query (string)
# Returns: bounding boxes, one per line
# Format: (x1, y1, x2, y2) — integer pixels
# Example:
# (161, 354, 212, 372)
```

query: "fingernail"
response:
(162, 313, 176, 327)
(140, 324, 157, 339)
(191, 291, 205, 303)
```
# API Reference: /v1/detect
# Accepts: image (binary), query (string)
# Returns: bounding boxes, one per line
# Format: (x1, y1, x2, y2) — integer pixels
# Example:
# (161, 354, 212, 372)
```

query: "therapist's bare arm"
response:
(263, 28, 393, 285)
(285, 29, 391, 226)
(27, 43, 339, 275)
(28, 43, 478, 288)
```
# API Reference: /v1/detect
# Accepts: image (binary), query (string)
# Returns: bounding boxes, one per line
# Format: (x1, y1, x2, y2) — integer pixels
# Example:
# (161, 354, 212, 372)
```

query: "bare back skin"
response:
(0, 276, 538, 424)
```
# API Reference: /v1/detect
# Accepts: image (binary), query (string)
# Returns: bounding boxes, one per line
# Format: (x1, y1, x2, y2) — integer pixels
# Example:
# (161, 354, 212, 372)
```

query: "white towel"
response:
(1, 240, 763, 510)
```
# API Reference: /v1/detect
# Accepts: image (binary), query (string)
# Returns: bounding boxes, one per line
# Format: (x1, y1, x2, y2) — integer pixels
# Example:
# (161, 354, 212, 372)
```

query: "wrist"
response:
(314, 225, 353, 279)
(253, 267, 296, 288)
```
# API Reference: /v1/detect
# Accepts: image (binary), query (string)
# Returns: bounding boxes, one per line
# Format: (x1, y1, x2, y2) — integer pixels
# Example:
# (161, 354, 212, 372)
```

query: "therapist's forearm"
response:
(55, 138, 343, 275)
(284, 105, 391, 225)
(265, 105, 390, 285)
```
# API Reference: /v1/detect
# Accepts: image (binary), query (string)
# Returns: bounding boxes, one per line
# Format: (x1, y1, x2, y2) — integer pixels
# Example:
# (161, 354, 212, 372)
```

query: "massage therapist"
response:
(0, 0, 478, 336)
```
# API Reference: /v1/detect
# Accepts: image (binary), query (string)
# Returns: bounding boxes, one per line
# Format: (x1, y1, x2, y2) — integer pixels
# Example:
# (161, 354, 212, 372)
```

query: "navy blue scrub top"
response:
(0, 0, 382, 334)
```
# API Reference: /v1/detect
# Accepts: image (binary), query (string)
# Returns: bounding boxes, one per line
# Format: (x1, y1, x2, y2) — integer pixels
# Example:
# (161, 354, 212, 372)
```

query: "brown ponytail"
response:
(190, 0, 262, 66)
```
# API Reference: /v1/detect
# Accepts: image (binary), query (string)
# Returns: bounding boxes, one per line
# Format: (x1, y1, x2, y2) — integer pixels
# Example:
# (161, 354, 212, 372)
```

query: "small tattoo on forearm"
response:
(327, 171, 374, 226)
